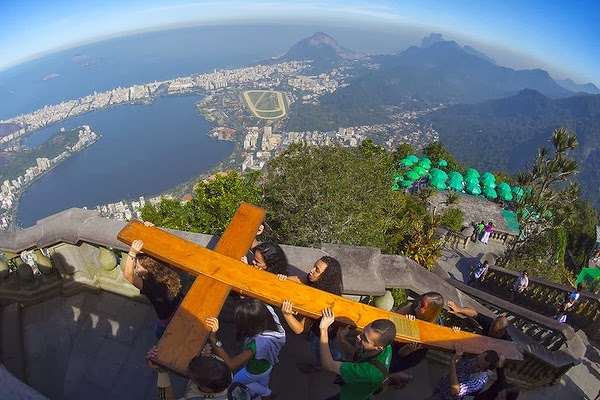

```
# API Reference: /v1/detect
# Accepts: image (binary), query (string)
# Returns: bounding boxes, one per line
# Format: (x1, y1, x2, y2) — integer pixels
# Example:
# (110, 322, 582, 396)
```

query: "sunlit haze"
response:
(1, 0, 598, 84)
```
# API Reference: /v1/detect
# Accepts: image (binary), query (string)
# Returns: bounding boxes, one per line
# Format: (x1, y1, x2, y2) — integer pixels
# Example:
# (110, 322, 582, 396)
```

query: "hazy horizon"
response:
(1, 1, 598, 86)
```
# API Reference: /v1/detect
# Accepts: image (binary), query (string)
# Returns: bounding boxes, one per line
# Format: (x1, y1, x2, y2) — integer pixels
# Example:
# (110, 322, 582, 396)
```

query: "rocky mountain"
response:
(422, 90, 600, 207)
(277, 32, 361, 62)
(557, 79, 600, 95)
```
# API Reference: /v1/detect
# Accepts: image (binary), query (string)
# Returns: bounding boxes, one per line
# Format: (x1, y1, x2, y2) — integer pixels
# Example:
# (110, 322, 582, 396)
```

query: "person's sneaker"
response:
(296, 362, 320, 373)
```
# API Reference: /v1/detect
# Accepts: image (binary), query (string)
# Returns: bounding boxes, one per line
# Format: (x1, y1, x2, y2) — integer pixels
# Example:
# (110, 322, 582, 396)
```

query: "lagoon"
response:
(16, 95, 233, 227)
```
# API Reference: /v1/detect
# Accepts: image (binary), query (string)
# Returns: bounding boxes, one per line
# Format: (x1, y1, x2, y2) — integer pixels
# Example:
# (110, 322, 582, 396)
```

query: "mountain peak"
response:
(421, 33, 445, 48)
(279, 32, 360, 62)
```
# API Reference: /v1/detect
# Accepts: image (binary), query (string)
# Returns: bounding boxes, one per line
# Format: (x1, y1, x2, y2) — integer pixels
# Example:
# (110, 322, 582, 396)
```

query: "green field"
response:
(242, 90, 287, 120)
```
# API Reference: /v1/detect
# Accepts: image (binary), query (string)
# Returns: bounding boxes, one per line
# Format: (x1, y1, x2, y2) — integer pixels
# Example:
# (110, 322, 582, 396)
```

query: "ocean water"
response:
(1, 24, 424, 227)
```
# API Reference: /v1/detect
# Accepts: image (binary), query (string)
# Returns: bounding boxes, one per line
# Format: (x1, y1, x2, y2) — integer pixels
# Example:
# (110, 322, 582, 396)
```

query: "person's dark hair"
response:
(522, 270, 528, 276)
(188, 355, 232, 393)
(137, 254, 182, 298)
(369, 319, 396, 347)
(234, 297, 279, 340)
(482, 260, 489, 266)
(576, 283, 583, 292)
(306, 256, 343, 295)
(483, 350, 500, 369)
(252, 242, 289, 275)
(415, 292, 444, 323)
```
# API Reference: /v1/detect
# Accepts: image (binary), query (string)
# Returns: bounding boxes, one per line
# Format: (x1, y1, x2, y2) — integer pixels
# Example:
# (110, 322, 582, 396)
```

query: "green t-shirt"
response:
(244, 340, 271, 375)
(339, 345, 392, 400)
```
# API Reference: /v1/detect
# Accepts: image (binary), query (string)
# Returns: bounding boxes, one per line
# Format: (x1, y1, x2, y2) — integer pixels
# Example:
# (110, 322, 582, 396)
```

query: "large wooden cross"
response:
(118, 203, 522, 376)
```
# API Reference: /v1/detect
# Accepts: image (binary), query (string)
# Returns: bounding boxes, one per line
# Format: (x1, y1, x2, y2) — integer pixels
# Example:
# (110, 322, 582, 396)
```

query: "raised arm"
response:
(124, 239, 143, 289)
(281, 300, 312, 334)
(319, 308, 343, 374)
(447, 300, 478, 318)
(206, 317, 254, 371)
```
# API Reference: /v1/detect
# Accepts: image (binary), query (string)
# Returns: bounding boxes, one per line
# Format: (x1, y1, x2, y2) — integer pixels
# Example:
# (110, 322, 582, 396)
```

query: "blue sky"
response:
(1, 0, 598, 84)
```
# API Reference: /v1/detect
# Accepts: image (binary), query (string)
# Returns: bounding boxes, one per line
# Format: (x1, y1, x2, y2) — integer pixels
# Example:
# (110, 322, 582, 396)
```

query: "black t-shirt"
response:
(141, 277, 182, 320)
(475, 313, 511, 341)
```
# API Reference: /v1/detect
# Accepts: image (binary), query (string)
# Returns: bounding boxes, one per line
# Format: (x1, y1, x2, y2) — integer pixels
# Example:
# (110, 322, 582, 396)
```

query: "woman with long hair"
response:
(206, 298, 286, 400)
(279, 256, 344, 373)
(247, 241, 289, 275)
(388, 292, 445, 385)
(124, 238, 183, 338)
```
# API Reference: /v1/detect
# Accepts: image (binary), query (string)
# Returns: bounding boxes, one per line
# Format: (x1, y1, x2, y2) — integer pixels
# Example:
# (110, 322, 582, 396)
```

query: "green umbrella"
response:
(481, 172, 496, 183)
(413, 165, 428, 176)
(419, 157, 431, 165)
(483, 181, 496, 189)
(429, 169, 448, 180)
(483, 186, 498, 199)
(406, 154, 419, 163)
(438, 159, 448, 167)
(394, 172, 402, 180)
(399, 158, 415, 167)
(448, 171, 463, 181)
(497, 189, 513, 201)
(392, 183, 400, 191)
(512, 186, 524, 196)
(497, 182, 511, 192)
(429, 178, 447, 190)
(464, 175, 479, 184)
(400, 179, 413, 188)
(465, 168, 480, 178)
(405, 171, 420, 181)
(447, 179, 464, 191)
(465, 182, 481, 195)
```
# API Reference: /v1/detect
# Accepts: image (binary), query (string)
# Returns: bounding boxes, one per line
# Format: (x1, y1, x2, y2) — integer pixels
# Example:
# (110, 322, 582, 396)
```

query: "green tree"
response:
(391, 143, 417, 164)
(506, 127, 580, 283)
(141, 171, 262, 235)
(423, 141, 462, 172)
(260, 142, 400, 249)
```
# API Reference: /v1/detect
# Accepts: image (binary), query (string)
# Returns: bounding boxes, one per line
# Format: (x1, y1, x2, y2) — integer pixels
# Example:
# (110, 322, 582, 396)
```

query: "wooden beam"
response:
(118, 217, 523, 361)
(137, 202, 265, 375)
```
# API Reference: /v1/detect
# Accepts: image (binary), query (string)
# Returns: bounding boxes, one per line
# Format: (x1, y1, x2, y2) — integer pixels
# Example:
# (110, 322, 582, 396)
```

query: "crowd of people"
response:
(124, 222, 524, 400)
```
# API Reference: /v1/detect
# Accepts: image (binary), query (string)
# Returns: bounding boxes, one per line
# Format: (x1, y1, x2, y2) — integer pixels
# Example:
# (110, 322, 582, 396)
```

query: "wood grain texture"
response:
(118, 210, 523, 361)
(124, 202, 265, 375)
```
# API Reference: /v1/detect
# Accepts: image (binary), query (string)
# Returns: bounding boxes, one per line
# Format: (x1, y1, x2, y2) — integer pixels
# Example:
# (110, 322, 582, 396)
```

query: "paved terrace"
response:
(0, 208, 598, 399)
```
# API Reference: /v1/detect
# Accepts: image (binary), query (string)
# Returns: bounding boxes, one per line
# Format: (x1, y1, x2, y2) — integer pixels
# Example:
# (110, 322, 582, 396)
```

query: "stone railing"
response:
(441, 227, 517, 250)
(0, 208, 586, 390)
(444, 281, 584, 388)
(478, 265, 600, 340)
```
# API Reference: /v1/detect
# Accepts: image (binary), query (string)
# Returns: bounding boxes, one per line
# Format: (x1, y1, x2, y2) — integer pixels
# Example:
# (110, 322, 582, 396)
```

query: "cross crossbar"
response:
(118, 209, 523, 364)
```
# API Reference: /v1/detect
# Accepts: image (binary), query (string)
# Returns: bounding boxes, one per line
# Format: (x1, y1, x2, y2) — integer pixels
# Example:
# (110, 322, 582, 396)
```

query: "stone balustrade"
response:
(442, 227, 517, 250)
(0, 208, 587, 390)
(479, 265, 600, 340)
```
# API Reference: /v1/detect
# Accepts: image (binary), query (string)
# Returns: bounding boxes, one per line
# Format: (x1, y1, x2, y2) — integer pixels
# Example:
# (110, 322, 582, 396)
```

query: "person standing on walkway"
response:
(474, 221, 485, 242)
(511, 271, 529, 299)
(469, 260, 490, 286)
(318, 308, 396, 400)
(480, 221, 493, 245)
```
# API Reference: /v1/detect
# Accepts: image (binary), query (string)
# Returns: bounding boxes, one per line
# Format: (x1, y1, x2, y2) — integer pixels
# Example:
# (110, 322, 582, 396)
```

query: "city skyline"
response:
(1, 0, 599, 85)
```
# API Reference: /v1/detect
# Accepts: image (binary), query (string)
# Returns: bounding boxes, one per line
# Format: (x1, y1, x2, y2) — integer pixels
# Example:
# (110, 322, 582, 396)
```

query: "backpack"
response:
(333, 350, 390, 396)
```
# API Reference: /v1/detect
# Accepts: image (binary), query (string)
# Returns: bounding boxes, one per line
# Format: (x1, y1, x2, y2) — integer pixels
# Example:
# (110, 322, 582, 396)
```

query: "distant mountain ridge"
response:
(422, 90, 600, 208)
(556, 79, 600, 95)
(277, 32, 361, 62)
